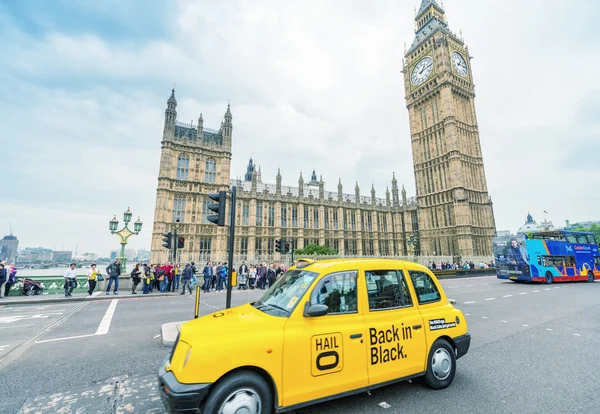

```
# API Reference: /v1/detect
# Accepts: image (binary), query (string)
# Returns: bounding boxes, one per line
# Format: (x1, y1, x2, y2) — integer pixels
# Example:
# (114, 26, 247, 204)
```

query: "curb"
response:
(161, 321, 186, 347)
(436, 272, 496, 280)
(0, 292, 178, 306)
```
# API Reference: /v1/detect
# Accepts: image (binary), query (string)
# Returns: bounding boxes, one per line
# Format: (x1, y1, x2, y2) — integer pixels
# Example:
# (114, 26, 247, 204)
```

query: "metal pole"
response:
(291, 239, 294, 265)
(194, 285, 201, 319)
(226, 186, 237, 309)
(173, 228, 178, 265)
(120, 242, 127, 271)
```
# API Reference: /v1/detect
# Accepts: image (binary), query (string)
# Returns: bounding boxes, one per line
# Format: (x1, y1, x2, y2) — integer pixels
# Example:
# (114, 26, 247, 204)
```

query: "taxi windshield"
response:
(252, 269, 319, 317)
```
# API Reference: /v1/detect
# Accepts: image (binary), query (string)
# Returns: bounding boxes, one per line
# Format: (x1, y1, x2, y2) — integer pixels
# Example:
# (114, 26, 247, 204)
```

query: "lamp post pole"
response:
(109, 207, 143, 271)
(408, 233, 418, 263)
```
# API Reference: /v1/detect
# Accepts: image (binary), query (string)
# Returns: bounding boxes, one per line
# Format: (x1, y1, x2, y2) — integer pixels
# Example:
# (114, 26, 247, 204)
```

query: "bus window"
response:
(595, 257, 600, 267)
(537, 256, 542, 266)
(566, 235, 578, 243)
(576, 234, 589, 244)
(586, 235, 597, 245)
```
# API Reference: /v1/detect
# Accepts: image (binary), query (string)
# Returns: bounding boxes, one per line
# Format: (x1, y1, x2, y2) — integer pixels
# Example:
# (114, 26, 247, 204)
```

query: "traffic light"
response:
(162, 232, 172, 249)
(177, 237, 185, 249)
(284, 241, 290, 253)
(207, 191, 226, 226)
(275, 239, 282, 253)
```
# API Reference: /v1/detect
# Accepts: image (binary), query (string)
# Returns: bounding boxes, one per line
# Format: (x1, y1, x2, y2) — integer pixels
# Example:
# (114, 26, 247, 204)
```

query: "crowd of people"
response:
(0, 261, 18, 298)
(428, 260, 496, 271)
(78, 259, 288, 297)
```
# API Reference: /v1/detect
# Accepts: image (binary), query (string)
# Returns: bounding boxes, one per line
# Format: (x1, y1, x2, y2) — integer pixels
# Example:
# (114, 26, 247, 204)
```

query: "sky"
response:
(1, 0, 599, 257)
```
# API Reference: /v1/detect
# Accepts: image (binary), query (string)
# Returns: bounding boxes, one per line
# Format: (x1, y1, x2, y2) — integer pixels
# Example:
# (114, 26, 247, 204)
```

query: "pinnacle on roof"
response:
(277, 168, 281, 178)
(168, 88, 176, 104)
(338, 178, 343, 189)
(416, 0, 444, 20)
(392, 172, 397, 184)
(198, 112, 203, 121)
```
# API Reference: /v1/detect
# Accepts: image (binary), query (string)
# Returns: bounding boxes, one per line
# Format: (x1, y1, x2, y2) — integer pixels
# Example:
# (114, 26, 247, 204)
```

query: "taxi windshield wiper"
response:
(263, 302, 290, 314)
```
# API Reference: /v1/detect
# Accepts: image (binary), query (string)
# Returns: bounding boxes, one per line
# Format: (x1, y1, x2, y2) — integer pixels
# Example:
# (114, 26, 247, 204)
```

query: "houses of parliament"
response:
(150, 0, 497, 265)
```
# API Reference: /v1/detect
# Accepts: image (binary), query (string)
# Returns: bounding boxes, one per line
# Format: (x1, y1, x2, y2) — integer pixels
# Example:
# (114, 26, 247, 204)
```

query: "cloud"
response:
(1, 0, 599, 257)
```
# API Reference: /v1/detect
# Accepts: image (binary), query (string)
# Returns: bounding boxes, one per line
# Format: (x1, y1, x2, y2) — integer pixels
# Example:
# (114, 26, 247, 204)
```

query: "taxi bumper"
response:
(454, 333, 471, 359)
(158, 357, 211, 413)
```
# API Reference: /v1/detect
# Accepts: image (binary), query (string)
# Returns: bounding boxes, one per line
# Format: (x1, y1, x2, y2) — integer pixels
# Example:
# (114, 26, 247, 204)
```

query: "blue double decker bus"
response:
(494, 230, 599, 284)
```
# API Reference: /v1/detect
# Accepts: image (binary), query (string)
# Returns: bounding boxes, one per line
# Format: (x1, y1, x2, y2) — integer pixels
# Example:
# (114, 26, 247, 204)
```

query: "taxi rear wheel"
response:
(424, 339, 456, 390)
(202, 371, 272, 414)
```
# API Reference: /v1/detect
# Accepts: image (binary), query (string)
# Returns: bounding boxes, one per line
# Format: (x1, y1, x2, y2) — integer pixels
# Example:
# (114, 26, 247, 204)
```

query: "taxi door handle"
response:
(412, 324, 422, 330)
(350, 333, 362, 339)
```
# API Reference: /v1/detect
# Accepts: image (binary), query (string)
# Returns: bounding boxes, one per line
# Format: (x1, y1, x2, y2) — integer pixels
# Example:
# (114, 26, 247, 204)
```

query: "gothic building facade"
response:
(150, 0, 496, 264)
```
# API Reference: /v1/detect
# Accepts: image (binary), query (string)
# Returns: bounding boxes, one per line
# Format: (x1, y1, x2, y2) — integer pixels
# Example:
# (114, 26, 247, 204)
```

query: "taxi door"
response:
(361, 267, 427, 386)
(281, 270, 368, 407)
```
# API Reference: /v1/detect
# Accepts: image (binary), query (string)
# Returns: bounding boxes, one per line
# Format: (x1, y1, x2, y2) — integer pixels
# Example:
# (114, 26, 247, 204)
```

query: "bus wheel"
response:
(588, 272, 595, 283)
(545, 273, 553, 284)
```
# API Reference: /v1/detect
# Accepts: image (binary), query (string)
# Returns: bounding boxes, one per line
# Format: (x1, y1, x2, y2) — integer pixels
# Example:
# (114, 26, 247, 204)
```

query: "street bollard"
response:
(194, 285, 201, 319)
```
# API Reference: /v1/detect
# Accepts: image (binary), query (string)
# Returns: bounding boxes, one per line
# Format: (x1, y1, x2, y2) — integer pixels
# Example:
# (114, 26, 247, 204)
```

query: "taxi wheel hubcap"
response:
(431, 348, 452, 381)
(219, 387, 261, 414)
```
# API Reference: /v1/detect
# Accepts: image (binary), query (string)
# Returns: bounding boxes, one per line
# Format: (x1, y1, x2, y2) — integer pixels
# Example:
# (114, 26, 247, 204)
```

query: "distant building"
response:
(110, 251, 118, 261)
(124, 249, 136, 261)
(52, 251, 73, 262)
(134, 248, 150, 262)
(19, 247, 53, 263)
(82, 252, 98, 261)
(565, 220, 600, 230)
(517, 213, 554, 235)
(0, 234, 19, 263)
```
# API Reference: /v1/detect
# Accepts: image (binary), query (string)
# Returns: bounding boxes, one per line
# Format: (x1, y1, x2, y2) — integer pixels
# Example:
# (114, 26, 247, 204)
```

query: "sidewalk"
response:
(0, 290, 179, 306)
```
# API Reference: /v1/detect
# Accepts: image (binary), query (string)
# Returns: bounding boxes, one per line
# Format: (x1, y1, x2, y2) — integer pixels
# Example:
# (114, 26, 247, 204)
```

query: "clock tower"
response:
(403, 0, 496, 258)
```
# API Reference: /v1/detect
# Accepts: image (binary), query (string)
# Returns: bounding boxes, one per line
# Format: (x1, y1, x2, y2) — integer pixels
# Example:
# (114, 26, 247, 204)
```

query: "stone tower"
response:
(403, 0, 496, 257)
(150, 90, 233, 264)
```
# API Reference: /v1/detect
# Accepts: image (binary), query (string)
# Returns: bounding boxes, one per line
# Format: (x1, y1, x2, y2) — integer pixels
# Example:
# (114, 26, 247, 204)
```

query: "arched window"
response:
(205, 158, 216, 184)
(177, 154, 189, 180)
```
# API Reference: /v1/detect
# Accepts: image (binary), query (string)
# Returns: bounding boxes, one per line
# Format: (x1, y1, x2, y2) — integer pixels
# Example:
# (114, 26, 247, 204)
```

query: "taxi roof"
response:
(293, 258, 426, 273)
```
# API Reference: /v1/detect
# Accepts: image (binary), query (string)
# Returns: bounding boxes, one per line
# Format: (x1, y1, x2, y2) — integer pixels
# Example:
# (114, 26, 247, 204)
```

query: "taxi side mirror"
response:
(304, 303, 329, 317)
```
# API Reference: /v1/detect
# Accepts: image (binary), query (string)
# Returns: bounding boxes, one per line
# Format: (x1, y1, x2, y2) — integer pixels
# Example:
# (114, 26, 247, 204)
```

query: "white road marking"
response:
(0, 325, 35, 329)
(544, 288, 550, 291)
(522, 324, 529, 327)
(503, 295, 513, 298)
(545, 328, 552, 331)
(501, 320, 508, 323)
(448, 286, 459, 289)
(36, 334, 96, 344)
(0, 345, 9, 347)
(153, 334, 161, 339)
(519, 292, 527, 295)
(96, 300, 119, 335)
(485, 298, 496, 301)
(574, 333, 581, 337)
(464, 301, 476, 304)
(481, 284, 489, 286)
(466, 284, 474, 287)
(554, 287, 560, 289)
(533, 290, 540, 293)
(482, 316, 488, 319)
(465, 313, 470, 316)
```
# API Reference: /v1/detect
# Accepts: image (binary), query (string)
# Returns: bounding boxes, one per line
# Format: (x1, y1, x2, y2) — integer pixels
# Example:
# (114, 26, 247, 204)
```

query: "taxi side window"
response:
(310, 271, 358, 314)
(409, 271, 441, 304)
(365, 270, 412, 311)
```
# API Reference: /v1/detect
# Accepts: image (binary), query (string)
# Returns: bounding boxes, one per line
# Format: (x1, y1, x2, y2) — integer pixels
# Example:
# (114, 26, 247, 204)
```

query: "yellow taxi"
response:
(159, 258, 471, 413)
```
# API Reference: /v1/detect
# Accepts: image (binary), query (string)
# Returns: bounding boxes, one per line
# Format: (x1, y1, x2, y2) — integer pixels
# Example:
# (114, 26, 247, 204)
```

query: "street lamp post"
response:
(407, 233, 418, 263)
(109, 207, 143, 271)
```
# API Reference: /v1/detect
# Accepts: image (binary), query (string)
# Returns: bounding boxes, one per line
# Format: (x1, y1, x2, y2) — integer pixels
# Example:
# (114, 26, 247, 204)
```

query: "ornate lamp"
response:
(123, 207, 133, 224)
(109, 215, 119, 232)
(134, 217, 143, 233)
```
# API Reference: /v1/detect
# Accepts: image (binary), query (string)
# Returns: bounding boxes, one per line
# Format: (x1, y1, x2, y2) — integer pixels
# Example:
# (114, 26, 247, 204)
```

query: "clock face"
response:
(411, 57, 434, 86)
(451, 51, 468, 77)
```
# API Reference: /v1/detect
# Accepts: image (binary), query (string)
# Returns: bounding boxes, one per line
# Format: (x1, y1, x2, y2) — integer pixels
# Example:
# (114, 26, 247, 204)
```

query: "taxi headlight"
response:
(183, 347, 193, 369)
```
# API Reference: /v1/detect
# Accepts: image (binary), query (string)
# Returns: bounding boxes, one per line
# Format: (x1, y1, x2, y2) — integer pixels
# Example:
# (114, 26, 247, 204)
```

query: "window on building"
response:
(382, 215, 388, 232)
(267, 238, 275, 255)
(310, 271, 358, 314)
(313, 209, 319, 229)
(351, 212, 356, 231)
(205, 158, 216, 183)
(268, 205, 275, 227)
(291, 207, 298, 228)
(242, 203, 249, 226)
(333, 211, 339, 230)
(361, 212, 365, 231)
(304, 207, 309, 229)
(198, 237, 212, 262)
(255, 238, 263, 257)
(240, 237, 248, 260)
(324, 209, 329, 230)
(176, 154, 189, 180)
(365, 270, 412, 311)
(281, 206, 287, 228)
(333, 239, 339, 251)
(367, 213, 372, 232)
(256, 202, 263, 227)
(173, 197, 186, 222)
(344, 211, 348, 230)
(409, 270, 441, 304)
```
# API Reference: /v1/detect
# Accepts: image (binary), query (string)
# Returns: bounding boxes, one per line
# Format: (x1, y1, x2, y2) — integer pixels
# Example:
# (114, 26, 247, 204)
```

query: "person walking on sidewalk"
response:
(64, 263, 77, 297)
(131, 263, 142, 294)
(173, 263, 181, 292)
(202, 261, 213, 293)
(142, 263, 152, 294)
(105, 259, 121, 295)
(0, 263, 7, 298)
(180, 264, 193, 295)
(86, 264, 100, 296)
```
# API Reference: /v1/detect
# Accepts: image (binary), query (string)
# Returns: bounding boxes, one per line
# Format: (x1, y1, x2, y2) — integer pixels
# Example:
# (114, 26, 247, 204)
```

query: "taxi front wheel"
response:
(202, 371, 273, 414)
(424, 339, 456, 390)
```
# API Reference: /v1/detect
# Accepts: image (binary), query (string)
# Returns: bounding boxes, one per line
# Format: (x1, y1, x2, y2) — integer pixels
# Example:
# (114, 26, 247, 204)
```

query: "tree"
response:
(573, 224, 600, 243)
(294, 243, 338, 256)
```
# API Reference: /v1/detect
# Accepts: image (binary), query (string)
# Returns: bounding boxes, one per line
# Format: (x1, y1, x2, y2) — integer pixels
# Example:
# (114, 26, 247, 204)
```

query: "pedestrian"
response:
(0, 263, 7, 298)
(3, 264, 17, 297)
(211, 261, 218, 289)
(180, 264, 193, 295)
(202, 261, 213, 293)
(173, 263, 181, 291)
(165, 262, 174, 292)
(64, 262, 78, 297)
(157, 264, 167, 292)
(142, 264, 151, 294)
(267, 264, 276, 288)
(257, 263, 267, 289)
(86, 264, 100, 296)
(190, 262, 197, 289)
(105, 258, 122, 295)
(248, 265, 257, 289)
(131, 263, 142, 294)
